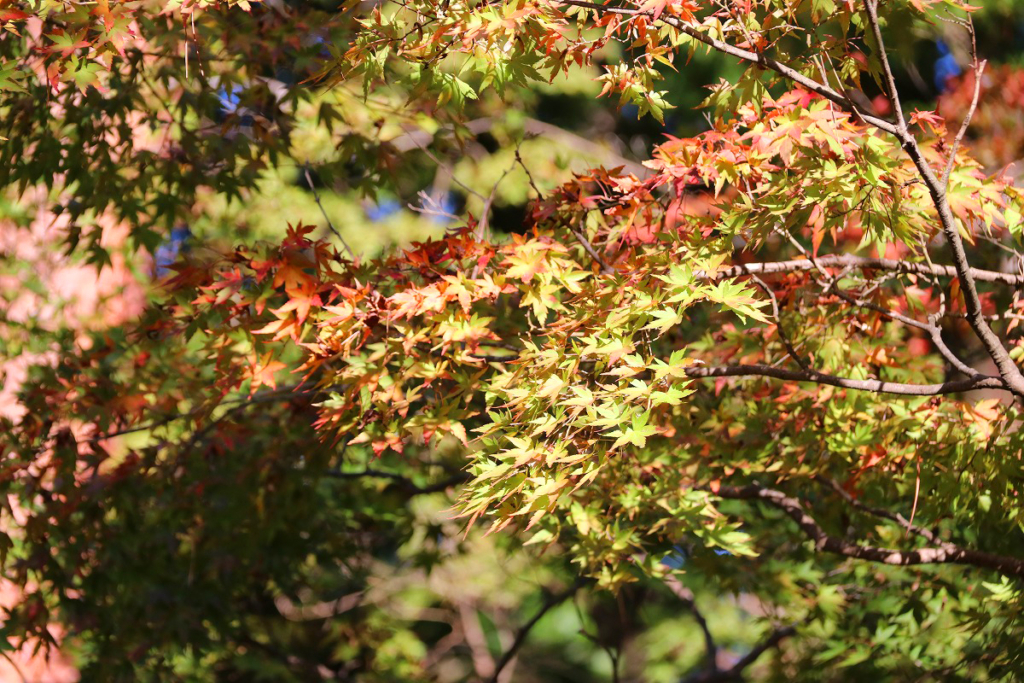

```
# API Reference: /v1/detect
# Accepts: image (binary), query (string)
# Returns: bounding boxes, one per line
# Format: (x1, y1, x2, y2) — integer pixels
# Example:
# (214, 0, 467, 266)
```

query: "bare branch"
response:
(738, 268, 811, 370)
(683, 364, 1004, 397)
(864, 0, 907, 130)
(700, 254, 1024, 286)
(406, 138, 488, 203)
(664, 576, 718, 674)
(388, 116, 650, 178)
(323, 468, 471, 495)
(477, 163, 515, 240)
(724, 625, 798, 677)
(941, 18, 985, 190)
(274, 591, 363, 621)
(304, 166, 355, 260)
(811, 474, 940, 544)
(486, 578, 586, 683)
(715, 260, 983, 391)
(80, 384, 318, 445)
(927, 326, 979, 378)
(821, 281, 979, 378)
(713, 483, 1024, 579)
(467, 352, 518, 363)
(570, 222, 616, 275)
(680, 621, 798, 683)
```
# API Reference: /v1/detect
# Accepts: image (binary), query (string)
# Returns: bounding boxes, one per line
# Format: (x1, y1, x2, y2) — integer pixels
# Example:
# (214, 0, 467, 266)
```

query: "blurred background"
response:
(3, 0, 1024, 680)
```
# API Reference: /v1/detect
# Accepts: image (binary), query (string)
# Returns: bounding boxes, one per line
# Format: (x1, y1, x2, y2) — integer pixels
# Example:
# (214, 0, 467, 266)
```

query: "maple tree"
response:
(5, 0, 1024, 680)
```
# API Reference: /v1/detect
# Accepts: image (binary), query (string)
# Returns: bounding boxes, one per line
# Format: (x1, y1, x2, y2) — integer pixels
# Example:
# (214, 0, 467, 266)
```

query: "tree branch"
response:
(486, 578, 586, 683)
(304, 166, 355, 260)
(81, 384, 319, 444)
(323, 468, 471, 495)
(664, 576, 718, 674)
(864, 0, 907, 130)
(570, 222, 616, 274)
(725, 625, 798, 676)
(683, 364, 1004, 396)
(739, 268, 811, 370)
(387, 115, 651, 178)
(811, 474, 940, 544)
(860, 0, 1024, 398)
(941, 20, 984, 190)
(713, 483, 1024, 579)
(680, 621, 798, 683)
(700, 254, 1024, 286)
(821, 280, 979, 378)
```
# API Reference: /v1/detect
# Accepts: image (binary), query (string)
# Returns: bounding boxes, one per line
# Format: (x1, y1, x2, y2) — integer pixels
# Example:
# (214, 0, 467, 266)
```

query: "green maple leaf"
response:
(643, 307, 683, 335)
(609, 411, 659, 450)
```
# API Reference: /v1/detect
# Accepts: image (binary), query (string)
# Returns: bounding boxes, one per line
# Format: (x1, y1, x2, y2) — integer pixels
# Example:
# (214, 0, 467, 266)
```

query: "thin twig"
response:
(569, 222, 615, 275)
(323, 469, 471, 495)
(811, 474, 940, 544)
(0, 650, 29, 683)
(81, 384, 317, 444)
(697, 254, 1024, 286)
(304, 166, 355, 259)
(388, 116, 649, 177)
(861, 0, 1024, 398)
(487, 578, 586, 683)
(684, 363, 1003, 397)
(712, 483, 1024, 579)
(864, 0, 906, 129)
(822, 281, 978, 377)
(477, 164, 515, 240)
(557, 0, 1024, 398)
(404, 131, 488, 202)
(664, 576, 718, 674)
(740, 267, 810, 370)
(941, 19, 984, 191)
(679, 621, 798, 683)
(467, 352, 517, 363)
(516, 146, 543, 198)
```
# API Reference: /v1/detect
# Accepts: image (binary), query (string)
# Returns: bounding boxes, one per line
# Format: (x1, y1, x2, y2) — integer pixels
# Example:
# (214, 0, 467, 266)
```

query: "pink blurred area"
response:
(1, 192, 148, 419)
(0, 582, 80, 683)
(1, 191, 151, 682)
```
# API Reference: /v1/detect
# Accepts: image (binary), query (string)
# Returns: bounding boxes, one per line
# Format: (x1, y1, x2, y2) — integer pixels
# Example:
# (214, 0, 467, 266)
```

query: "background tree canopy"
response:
(4, 0, 1024, 680)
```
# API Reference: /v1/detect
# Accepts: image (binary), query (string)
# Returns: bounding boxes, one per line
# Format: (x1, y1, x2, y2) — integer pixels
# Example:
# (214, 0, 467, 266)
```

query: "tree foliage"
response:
(3, 0, 1024, 680)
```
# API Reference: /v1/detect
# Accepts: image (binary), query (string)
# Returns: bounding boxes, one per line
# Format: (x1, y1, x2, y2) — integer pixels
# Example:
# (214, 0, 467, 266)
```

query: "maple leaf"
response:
(638, 0, 671, 21)
(92, 0, 115, 31)
(388, 289, 423, 319)
(908, 109, 944, 133)
(273, 248, 317, 292)
(608, 411, 659, 450)
(418, 284, 448, 314)
(350, 431, 405, 457)
(504, 249, 548, 282)
(642, 307, 683, 335)
(270, 280, 322, 326)
(0, 9, 29, 22)
(441, 275, 475, 313)
(964, 399, 1003, 441)
(247, 353, 287, 391)
(252, 317, 302, 341)
(43, 31, 91, 58)
(282, 223, 318, 249)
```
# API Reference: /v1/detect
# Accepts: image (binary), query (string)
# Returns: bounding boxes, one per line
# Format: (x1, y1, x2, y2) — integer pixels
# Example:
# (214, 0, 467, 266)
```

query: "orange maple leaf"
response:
(504, 250, 548, 282)
(271, 280, 321, 325)
(247, 353, 287, 392)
